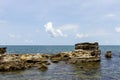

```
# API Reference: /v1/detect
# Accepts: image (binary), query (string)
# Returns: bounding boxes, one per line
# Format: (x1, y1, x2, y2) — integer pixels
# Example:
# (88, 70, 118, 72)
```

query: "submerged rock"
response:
(105, 51, 112, 58)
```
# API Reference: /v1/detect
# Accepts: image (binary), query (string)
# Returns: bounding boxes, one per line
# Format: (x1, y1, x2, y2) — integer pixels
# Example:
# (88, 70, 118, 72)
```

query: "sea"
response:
(0, 45, 120, 80)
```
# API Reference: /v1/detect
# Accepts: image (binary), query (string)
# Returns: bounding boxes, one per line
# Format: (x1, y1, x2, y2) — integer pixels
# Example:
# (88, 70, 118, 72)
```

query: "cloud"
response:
(44, 22, 66, 37)
(44, 22, 81, 38)
(115, 27, 120, 32)
(76, 33, 88, 38)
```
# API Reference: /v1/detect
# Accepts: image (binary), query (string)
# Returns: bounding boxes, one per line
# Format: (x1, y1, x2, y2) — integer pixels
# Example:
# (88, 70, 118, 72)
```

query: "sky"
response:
(0, 0, 120, 45)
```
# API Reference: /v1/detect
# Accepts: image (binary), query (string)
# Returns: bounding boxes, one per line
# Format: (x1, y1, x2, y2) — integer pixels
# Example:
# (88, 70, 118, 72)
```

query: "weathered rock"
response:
(45, 62, 51, 65)
(50, 53, 61, 63)
(50, 52, 72, 63)
(37, 64, 48, 71)
(68, 57, 100, 64)
(0, 53, 49, 71)
(51, 58, 60, 63)
(0, 61, 28, 71)
(0, 42, 101, 71)
(0, 47, 6, 54)
(61, 53, 71, 60)
(105, 51, 112, 58)
(58, 42, 101, 63)
(75, 42, 99, 50)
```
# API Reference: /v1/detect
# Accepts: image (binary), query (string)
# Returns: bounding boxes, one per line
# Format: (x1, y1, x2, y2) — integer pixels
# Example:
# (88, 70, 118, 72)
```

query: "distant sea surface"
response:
(0, 45, 120, 80)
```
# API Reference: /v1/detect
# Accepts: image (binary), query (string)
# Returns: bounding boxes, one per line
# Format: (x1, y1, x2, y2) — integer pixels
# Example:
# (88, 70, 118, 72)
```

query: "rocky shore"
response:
(0, 42, 101, 71)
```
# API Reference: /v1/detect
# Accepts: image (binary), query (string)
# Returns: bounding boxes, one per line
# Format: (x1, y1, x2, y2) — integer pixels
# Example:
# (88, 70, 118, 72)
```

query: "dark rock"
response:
(50, 53, 61, 59)
(0, 47, 6, 54)
(91, 52, 95, 56)
(75, 42, 99, 50)
(105, 51, 112, 58)
(0, 61, 28, 71)
(38, 64, 48, 71)
(50, 53, 62, 63)
(45, 62, 51, 65)
(51, 58, 60, 63)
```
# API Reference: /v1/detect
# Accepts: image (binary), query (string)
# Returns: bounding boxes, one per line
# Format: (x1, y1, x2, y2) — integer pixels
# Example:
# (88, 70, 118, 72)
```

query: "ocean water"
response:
(0, 45, 120, 80)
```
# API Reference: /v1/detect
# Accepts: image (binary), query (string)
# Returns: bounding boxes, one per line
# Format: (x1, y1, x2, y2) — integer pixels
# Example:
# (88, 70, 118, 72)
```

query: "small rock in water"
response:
(105, 51, 112, 58)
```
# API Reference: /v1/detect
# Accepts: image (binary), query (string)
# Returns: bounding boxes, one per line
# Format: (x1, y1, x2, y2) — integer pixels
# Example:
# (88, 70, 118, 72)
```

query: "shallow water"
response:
(0, 45, 120, 80)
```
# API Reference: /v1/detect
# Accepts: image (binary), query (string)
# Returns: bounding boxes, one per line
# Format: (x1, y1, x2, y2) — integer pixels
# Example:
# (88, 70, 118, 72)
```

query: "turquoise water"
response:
(0, 45, 120, 80)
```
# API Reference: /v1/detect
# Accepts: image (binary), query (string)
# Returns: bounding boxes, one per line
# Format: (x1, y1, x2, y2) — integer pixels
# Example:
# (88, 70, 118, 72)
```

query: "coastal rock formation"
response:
(0, 42, 101, 71)
(105, 51, 112, 58)
(75, 42, 99, 50)
(0, 47, 6, 54)
(0, 54, 49, 71)
(50, 42, 101, 64)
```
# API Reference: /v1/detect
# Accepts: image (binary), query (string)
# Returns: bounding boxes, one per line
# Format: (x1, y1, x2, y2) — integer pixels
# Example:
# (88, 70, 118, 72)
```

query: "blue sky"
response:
(0, 0, 120, 45)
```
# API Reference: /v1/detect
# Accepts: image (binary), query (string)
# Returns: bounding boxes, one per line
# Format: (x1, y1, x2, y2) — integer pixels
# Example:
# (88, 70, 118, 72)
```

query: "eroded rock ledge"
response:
(51, 42, 101, 63)
(0, 42, 101, 71)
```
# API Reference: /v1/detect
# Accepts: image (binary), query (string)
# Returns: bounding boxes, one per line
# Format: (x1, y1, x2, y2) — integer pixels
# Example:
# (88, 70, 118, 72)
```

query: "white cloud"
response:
(76, 33, 88, 38)
(44, 22, 66, 37)
(115, 27, 120, 32)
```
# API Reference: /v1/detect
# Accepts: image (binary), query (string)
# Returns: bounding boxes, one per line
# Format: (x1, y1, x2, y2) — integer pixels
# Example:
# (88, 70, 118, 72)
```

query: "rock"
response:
(0, 61, 28, 71)
(50, 57, 61, 63)
(20, 54, 49, 64)
(38, 64, 48, 71)
(0, 42, 101, 71)
(59, 42, 101, 63)
(0, 47, 6, 54)
(0, 53, 50, 71)
(68, 57, 100, 64)
(53, 51, 101, 63)
(41, 54, 50, 59)
(105, 51, 112, 58)
(50, 52, 72, 63)
(50, 53, 62, 63)
(75, 42, 99, 50)
(61, 53, 71, 60)
(45, 62, 51, 65)
(51, 58, 60, 63)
